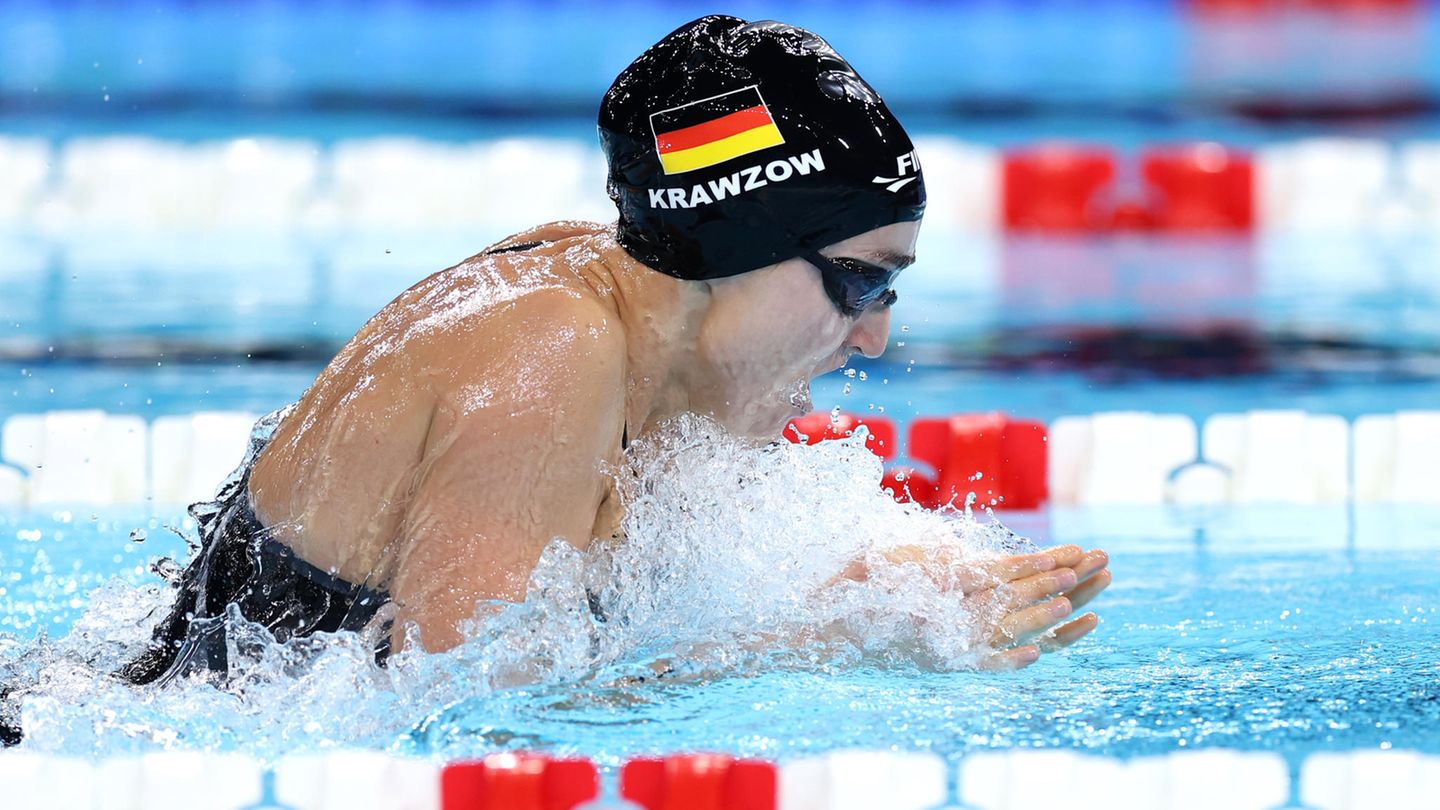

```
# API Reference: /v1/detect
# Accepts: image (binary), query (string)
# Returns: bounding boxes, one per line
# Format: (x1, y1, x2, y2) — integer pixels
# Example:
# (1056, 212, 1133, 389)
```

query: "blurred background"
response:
(3, 0, 1440, 442)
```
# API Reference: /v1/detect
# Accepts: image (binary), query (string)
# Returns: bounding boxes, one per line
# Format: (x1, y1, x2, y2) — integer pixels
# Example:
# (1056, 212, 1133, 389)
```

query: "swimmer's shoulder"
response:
(345, 223, 625, 387)
(456, 224, 625, 334)
(476, 282, 624, 364)
(424, 279, 628, 451)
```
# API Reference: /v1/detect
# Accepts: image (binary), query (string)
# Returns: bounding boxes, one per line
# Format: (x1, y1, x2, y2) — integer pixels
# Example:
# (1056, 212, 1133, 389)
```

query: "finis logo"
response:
(647, 149, 826, 210)
(872, 150, 920, 192)
(650, 86, 786, 175)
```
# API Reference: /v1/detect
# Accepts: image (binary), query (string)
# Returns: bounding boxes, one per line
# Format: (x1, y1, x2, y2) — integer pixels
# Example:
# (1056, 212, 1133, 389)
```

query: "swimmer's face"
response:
(695, 220, 920, 438)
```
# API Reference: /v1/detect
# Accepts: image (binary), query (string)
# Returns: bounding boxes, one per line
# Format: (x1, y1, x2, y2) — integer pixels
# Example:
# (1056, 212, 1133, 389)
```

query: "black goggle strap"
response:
(802, 250, 900, 317)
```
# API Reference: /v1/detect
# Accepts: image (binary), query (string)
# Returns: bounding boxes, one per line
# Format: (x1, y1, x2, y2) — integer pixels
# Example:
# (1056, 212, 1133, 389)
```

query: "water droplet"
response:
(129, 529, 148, 543)
(900, 325, 910, 333)
(843, 368, 857, 378)
(857, 371, 867, 381)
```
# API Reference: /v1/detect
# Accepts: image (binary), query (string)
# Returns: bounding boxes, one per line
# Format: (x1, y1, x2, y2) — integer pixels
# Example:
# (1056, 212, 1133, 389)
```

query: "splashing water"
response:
(1, 415, 1029, 757)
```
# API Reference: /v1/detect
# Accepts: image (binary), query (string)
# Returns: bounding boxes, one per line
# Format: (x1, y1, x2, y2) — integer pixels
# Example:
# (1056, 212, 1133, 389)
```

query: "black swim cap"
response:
(599, 16, 926, 281)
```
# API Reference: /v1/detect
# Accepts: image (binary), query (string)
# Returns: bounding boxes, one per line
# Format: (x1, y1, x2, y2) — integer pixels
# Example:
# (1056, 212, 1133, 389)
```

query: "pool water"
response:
(3, 499, 1438, 763)
(5, 204, 1440, 765)
(1, 393, 1438, 765)
(7, 11, 1440, 810)
(5, 229, 1440, 761)
(400, 540, 1440, 762)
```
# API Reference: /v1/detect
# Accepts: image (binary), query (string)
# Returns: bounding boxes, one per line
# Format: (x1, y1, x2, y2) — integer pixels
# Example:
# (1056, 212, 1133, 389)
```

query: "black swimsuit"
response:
(117, 408, 391, 686)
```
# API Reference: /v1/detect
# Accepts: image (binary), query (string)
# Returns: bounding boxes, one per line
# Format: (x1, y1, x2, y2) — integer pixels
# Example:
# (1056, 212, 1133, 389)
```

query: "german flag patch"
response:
(650, 86, 786, 176)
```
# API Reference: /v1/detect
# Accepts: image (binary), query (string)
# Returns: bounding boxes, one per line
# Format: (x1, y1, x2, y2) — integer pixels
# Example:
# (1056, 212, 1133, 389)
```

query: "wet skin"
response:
(248, 220, 1111, 660)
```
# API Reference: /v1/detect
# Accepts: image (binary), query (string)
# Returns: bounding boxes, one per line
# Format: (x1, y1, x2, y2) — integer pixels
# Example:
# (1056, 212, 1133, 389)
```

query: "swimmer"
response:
(115, 15, 1111, 685)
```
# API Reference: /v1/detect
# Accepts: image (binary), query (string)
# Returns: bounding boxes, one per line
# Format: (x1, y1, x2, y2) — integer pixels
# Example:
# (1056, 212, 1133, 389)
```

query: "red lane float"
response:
(441, 754, 598, 810)
(1002, 144, 1116, 232)
(786, 412, 1047, 510)
(784, 411, 897, 459)
(621, 754, 778, 810)
(1142, 144, 1253, 232)
(1000, 142, 1255, 235)
(907, 414, 1049, 510)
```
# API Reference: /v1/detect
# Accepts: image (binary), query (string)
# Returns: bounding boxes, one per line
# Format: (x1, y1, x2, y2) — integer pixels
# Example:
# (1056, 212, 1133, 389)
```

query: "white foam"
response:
(1, 415, 1029, 756)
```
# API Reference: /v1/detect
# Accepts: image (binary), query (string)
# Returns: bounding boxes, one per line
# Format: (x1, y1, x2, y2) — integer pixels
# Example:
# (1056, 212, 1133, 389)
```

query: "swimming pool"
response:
(5, 142, 1440, 797)
(6, 346, 1440, 745)
(5, 497, 1439, 759)
(7, 130, 1440, 802)
(7, 2, 1440, 805)
(2, 432, 1439, 810)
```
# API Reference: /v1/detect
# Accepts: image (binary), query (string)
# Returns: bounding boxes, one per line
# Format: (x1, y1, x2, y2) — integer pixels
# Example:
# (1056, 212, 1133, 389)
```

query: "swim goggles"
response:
(802, 250, 901, 318)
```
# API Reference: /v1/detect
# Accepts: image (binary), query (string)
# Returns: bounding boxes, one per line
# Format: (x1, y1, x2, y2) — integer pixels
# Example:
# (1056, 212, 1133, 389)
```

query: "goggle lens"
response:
(803, 250, 901, 317)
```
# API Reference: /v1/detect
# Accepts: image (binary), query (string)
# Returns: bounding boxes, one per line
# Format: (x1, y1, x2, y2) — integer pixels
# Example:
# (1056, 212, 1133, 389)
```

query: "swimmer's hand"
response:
(834, 544, 1111, 672)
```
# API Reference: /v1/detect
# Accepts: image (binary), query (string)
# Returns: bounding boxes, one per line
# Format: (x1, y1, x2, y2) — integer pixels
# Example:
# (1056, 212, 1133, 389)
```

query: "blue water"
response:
(6, 0, 1440, 768)
(3, 506, 1437, 761)
(9, 220, 1438, 762)
(405, 540, 1440, 761)
(4, 242, 1439, 763)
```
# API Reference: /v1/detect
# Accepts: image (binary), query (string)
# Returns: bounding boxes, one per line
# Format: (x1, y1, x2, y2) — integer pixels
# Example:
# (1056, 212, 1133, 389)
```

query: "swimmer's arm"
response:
(387, 294, 626, 653)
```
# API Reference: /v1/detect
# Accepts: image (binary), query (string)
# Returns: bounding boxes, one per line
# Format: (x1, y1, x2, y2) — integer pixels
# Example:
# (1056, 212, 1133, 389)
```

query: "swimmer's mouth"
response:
(815, 351, 854, 379)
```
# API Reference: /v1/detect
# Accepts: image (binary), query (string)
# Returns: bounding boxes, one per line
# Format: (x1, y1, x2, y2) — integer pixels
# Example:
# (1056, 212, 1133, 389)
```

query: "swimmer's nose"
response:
(846, 305, 891, 359)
